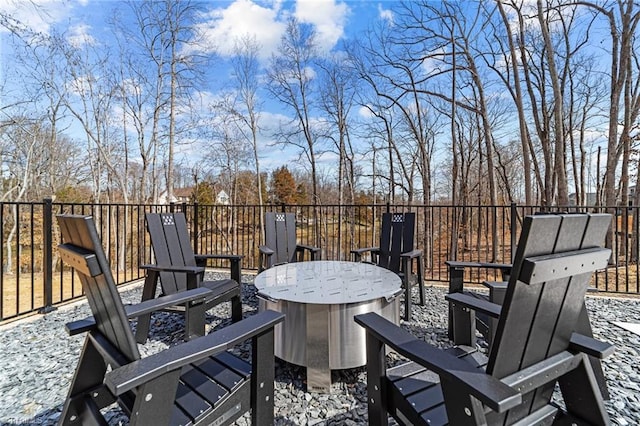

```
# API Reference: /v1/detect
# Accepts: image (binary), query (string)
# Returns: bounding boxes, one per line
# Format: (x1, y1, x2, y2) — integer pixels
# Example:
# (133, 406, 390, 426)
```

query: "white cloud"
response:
(358, 105, 375, 119)
(67, 23, 95, 47)
(377, 3, 393, 24)
(294, 0, 349, 52)
(196, 0, 286, 61)
(0, 0, 73, 34)
(194, 0, 349, 61)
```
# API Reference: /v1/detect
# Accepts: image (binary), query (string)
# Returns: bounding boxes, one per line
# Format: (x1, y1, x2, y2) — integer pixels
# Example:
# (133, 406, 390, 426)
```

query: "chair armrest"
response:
(65, 288, 212, 336)
(569, 333, 615, 359)
(445, 292, 502, 318)
(483, 281, 508, 291)
(296, 244, 320, 261)
(104, 310, 285, 396)
(140, 264, 205, 274)
(445, 260, 512, 271)
(195, 254, 243, 263)
(66, 319, 97, 336)
(296, 244, 321, 254)
(351, 247, 379, 262)
(259, 245, 275, 256)
(354, 312, 521, 413)
(352, 247, 379, 255)
(401, 249, 423, 259)
(258, 246, 275, 272)
(195, 254, 243, 283)
(446, 261, 512, 295)
(125, 288, 211, 318)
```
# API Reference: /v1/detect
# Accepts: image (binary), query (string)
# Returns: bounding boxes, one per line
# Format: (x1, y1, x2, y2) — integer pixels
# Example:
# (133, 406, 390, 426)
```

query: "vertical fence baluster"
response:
(39, 198, 55, 314)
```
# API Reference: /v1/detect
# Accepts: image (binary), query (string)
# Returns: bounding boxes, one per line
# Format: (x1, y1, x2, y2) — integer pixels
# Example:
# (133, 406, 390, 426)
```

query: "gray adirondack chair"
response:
(352, 212, 424, 321)
(258, 212, 320, 272)
(136, 212, 243, 343)
(355, 213, 614, 425)
(56, 214, 284, 426)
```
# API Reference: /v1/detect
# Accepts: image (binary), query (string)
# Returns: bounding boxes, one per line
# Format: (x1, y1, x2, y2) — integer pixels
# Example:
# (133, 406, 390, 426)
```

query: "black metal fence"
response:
(0, 200, 635, 321)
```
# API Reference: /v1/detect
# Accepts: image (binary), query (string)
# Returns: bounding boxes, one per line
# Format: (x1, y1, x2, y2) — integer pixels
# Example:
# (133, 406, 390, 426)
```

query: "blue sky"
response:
(0, 0, 391, 172)
(0, 0, 385, 65)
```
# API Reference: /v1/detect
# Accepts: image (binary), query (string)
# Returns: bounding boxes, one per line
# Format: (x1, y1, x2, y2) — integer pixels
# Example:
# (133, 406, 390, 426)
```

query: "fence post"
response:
(386, 201, 391, 213)
(510, 202, 518, 262)
(39, 198, 56, 314)
(192, 202, 199, 251)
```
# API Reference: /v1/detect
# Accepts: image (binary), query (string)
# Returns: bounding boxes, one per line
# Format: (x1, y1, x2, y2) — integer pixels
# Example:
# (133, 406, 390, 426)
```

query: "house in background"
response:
(156, 187, 231, 205)
(157, 187, 193, 204)
(568, 192, 598, 206)
(216, 190, 230, 205)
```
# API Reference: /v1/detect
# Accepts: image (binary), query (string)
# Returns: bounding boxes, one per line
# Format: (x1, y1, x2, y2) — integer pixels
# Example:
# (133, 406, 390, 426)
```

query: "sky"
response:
(0, 0, 385, 70)
(0, 0, 613, 196)
(0, 0, 393, 173)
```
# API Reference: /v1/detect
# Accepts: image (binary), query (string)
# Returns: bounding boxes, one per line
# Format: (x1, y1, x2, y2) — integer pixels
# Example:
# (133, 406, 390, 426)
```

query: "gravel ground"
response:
(0, 272, 639, 425)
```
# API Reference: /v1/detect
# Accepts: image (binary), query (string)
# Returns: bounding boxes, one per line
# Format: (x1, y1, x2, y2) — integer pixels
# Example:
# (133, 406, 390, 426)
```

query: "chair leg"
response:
(59, 336, 112, 425)
(417, 256, 425, 306)
(251, 328, 276, 425)
(231, 294, 243, 322)
(403, 275, 411, 321)
(135, 314, 152, 344)
(575, 302, 610, 400)
(402, 257, 411, 321)
(450, 303, 477, 346)
(558, 354, 609, 425)
(185, 301, 206, 340)
(364, 332, 389, 426)
(447, 265, 466, 339)
(136, 272, 159, 344)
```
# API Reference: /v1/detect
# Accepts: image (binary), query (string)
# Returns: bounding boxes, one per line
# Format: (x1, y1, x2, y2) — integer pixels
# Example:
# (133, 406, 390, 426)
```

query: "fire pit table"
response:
(255, 260, 402, 392)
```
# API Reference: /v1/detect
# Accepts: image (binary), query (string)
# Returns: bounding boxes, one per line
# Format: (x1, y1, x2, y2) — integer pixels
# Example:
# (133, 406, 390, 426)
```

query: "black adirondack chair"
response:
(445, 216, 610, 400)
(136, 212, 243, 343)
(56, 214, 284, 426)
(258, 212, 321, 272)
(352, 212, 424, 321)
(355, 213, 614, 425)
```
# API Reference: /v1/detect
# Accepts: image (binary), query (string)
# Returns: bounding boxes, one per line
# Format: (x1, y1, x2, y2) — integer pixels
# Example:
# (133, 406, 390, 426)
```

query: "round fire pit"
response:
(255, 260, 402, 392)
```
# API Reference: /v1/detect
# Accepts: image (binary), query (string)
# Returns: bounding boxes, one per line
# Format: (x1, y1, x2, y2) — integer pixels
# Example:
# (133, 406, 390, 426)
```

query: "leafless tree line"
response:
(1, 0, 639, 217)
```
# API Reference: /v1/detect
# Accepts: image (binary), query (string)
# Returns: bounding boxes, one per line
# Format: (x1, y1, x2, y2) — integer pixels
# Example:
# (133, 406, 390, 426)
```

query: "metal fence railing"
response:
(0, 200, 635, 321)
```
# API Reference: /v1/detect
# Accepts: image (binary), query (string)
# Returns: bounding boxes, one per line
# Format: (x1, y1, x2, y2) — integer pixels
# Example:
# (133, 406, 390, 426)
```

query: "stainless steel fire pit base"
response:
(255, 261, 402, 392)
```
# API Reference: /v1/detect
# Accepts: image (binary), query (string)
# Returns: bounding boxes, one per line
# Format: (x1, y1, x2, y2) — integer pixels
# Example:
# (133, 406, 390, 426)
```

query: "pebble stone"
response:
(0, 272, 639, 425)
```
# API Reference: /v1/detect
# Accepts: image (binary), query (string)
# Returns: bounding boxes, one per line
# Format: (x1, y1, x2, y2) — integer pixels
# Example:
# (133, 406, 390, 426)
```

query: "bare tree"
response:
(537, 0, 570, 205)
(124, 0, 203, 203)
(317, 52, 359, 257)
(226, 35, 266, 238)
(267, 18, 323, 207)
(492, 0, 535, 204)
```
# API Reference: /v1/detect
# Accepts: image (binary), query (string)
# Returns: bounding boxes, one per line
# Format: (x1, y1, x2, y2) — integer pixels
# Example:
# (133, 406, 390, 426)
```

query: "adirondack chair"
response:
(258, 212, 321, 272)
(136, 212, 243, 343)
(56, 214, 284, 426)
(355, 213, 614, 425)
(445, 211, 588, 342)
(445, 215, 610, 400)
(352, 212, 424, 321)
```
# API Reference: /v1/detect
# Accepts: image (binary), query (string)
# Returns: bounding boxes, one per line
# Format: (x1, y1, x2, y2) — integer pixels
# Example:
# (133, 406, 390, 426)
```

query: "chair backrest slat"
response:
(146, 212, 197, 295)
(57, 214, 140, 362)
